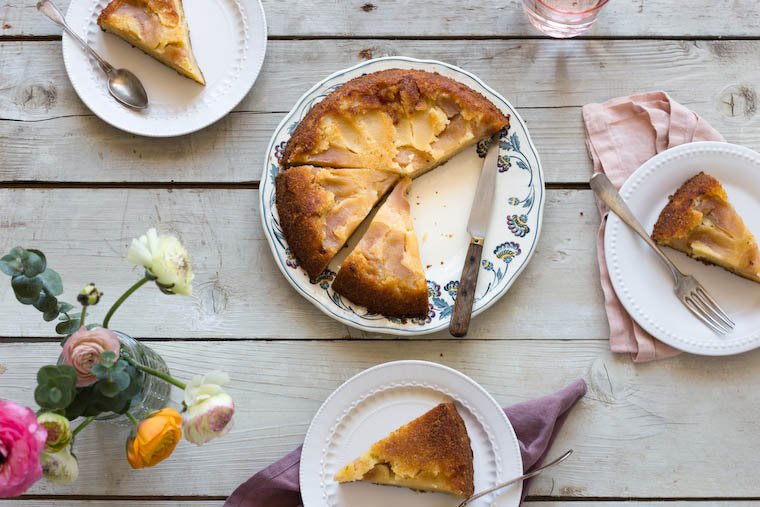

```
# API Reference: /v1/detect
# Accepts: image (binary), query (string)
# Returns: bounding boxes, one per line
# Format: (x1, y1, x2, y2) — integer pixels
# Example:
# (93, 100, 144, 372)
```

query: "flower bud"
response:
(77, 284, 102, 306)
(40, 446, 79, 485)
(37, 412, 72, 452)
(182, 372, 235, 445)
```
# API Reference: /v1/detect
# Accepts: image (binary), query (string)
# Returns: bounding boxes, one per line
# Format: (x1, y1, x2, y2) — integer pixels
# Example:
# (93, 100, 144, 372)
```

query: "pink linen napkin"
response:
(583, 91, 724, 362)
(225, 379, 587, 506)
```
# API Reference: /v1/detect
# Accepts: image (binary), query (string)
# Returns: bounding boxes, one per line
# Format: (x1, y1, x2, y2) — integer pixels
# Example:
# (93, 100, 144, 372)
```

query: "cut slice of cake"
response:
(331, 177, 428, 318)
(652, 172, 760, 283)
(334, 402, 474, 499)
(98, 0, 205, 85)
(275, 165, 398, 280)
(282, 69, 509, 178)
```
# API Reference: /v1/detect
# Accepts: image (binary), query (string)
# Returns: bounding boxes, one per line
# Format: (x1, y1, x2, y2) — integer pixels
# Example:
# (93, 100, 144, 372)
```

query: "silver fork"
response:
(590, 173, 735, 335)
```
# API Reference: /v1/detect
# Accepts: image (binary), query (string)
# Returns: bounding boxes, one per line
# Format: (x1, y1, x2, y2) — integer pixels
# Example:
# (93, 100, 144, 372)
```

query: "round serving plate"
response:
(260, 56, 545, 335)
(300, 360, 523, 507)
(62, 0, 267, 137)
(606, 141, 760, 355)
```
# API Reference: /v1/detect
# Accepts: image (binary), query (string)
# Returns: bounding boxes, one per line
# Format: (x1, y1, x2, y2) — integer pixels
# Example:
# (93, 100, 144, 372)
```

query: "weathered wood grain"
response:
(3, 0, 760, 38)
(2, 340, 760, 497)
(0, 187, 605, 340)
(2, 39, 759, 184)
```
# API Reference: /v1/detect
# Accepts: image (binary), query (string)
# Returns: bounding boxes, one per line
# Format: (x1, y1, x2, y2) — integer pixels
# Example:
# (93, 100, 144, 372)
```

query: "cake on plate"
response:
(652, 172, 760, 283)
(331, 178, 428, 318)
(334, 402, 474, 498)
(275, 165, 398, 280)
(275, 68, 509, 316)
(98, 0, 205, 85)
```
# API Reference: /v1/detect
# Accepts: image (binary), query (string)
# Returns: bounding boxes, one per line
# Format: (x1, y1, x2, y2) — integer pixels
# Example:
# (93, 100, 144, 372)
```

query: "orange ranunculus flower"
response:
(126, 408, 182, 469)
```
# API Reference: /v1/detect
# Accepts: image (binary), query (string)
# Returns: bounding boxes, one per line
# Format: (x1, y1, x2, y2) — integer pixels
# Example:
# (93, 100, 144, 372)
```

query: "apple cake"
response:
(281, 69, 509, 177)
(331, 178, 428, 318)
(275, 165, 398, 280)
(334, 402, 474, 498)
(276, 68, 509, 316)
(652, 172, 760, 283)
(98, 0, 205, 85)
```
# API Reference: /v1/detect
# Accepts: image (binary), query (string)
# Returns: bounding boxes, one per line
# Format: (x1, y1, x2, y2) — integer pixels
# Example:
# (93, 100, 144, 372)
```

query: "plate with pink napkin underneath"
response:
(605, 141, 760, 356)
(300, 360, 523, 507)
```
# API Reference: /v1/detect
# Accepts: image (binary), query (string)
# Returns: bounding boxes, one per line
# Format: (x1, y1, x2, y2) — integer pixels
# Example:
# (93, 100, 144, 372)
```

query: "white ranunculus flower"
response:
(127, 228, 194, 295)
(183, 371, 235, 445)
(41, 446, 79, 485)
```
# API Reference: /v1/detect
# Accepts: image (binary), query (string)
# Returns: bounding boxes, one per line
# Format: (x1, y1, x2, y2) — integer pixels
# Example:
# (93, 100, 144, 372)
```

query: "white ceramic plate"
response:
(260, 57, 545, 335)
(62, 0, 267, 137)
(300, 360, 523, 507)
(606, 141, 760, 355)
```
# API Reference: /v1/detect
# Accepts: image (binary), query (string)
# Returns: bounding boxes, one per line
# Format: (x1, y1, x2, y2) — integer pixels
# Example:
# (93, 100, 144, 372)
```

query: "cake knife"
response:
(449, 132, 502, 337)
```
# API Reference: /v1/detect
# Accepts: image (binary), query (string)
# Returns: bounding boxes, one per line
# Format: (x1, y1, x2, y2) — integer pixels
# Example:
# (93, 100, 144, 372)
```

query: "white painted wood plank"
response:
(3, 0, 760, 38)
(3, 39, 759, 184)
(2, 340, 760, 497)
(0, 188, 605, 340)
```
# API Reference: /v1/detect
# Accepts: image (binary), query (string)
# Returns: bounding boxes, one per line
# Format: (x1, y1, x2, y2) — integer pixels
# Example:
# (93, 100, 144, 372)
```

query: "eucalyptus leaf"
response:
(33, 293, 58, 313)
(58, 302, 74, 314)
(37, 269, 63, 296)
(23, 250, 46, 277)
(99, 351, 117, 367)
(113, 370, 131, 390)
(98, 380, 121, 398)
(55, 318, 81, 336)
(43, 308, 60, 322)
(0, 260, 20, 276)
(12, 275, 43, 303)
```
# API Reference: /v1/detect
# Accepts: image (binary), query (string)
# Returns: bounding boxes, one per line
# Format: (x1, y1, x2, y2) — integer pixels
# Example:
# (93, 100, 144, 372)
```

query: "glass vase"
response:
(58, 330, 172, 423)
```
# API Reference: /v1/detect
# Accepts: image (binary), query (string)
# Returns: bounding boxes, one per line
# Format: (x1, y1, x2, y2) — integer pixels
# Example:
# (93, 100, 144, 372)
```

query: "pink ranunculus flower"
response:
(0, 401, 47, 497)
(62, 326, 121, 387)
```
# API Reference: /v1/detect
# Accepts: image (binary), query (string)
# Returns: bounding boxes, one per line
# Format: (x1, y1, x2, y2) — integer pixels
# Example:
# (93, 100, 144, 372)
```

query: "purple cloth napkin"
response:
(225, 379, 587, 506)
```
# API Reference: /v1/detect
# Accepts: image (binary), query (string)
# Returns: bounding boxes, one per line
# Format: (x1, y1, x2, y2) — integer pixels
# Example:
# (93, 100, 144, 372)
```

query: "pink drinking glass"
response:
(522, 0, 610, 38)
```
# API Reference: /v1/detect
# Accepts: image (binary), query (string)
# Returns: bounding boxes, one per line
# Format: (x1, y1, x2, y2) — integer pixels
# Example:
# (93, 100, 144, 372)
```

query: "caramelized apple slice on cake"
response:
(98, 0, 205, 85)
(275, 166, 398, 280)
(331, 177, 428, 318)
(652, 172, 760, 283)
(334, 403, 474, 499)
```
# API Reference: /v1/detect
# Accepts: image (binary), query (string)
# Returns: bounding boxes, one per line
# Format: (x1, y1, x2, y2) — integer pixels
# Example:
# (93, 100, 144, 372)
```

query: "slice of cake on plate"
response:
(281, 69, 508, 178)
(98, 0, 205, 85)
(331, 177, 428, 318)
(275, 165, 398, 280)
(334, 402, 474, 499)
(652, 171, 760, 283)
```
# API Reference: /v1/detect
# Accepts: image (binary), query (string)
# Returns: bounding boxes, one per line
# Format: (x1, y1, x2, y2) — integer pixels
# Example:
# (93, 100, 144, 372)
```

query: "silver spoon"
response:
(36, 0, 149, 110)
(457, 449, 573, 507)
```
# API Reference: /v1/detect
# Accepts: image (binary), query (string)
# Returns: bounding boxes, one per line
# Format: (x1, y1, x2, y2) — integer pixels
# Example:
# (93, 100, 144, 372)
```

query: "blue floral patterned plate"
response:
(260, 57, 545, 335)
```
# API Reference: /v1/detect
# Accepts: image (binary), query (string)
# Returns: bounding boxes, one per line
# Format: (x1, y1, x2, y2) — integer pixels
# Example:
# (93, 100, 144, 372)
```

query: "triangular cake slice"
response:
(275, 165, 398, 280)
(282, 69, 509, 178)
(331, 177, 428, 318)
(652, 172, 760, 283)
(98, 0, 205, 85)
(334, 403, 474, 499)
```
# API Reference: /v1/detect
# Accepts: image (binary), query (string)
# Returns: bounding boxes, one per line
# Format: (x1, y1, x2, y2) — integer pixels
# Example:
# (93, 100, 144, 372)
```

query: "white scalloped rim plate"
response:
(260, 57, 545, 335)
(62, 0, 267, 137)
(605, 141, 760, 356)
(300, 360, 523, 507)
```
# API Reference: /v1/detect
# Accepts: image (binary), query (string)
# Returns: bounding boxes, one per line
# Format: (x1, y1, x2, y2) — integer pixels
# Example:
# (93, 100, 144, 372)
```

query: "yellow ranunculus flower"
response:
(126, 408, 183, 469)
(127, 228, 194, 295)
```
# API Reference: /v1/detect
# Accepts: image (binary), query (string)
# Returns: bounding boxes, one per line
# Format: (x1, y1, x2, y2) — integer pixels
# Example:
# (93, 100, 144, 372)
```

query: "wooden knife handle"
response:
(449, 239, 484, 337)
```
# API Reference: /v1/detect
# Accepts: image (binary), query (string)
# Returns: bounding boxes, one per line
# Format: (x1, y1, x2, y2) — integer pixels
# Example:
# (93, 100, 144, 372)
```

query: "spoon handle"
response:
(36, 0, 114, 75)
(458, 450, 573, 507)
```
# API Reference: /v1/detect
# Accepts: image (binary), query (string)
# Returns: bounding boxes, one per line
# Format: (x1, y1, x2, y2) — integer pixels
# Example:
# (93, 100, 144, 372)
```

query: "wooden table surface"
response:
(2, 1, 760, 505)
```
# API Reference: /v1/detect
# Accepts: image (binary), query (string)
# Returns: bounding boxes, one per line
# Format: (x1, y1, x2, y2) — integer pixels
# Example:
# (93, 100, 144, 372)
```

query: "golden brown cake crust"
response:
(652, 172, 725, 242)
(331, 256, 429, 318)
(282, 68, 509, 167)
(275, 166, 334, 280)
(98, 0, 180, 28)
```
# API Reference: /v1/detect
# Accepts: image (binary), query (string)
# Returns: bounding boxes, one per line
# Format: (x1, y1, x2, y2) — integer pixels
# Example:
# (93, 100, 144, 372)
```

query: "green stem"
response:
(122, 354, 186, 390)
(103, 277, 150, 329)
(72, 415, 95, 437)
(125, 412, 140, 427)
(79, 306, 87, 328)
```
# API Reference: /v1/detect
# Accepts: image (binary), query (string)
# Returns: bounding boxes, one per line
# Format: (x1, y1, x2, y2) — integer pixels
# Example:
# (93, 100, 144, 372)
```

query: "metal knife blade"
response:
(466, 132, 502, 240)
